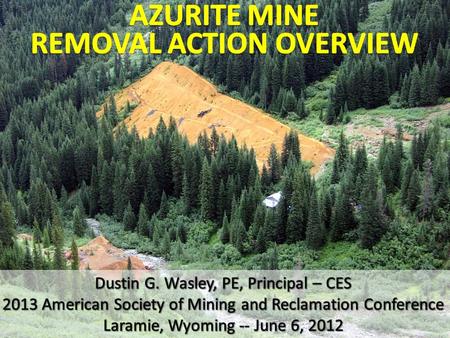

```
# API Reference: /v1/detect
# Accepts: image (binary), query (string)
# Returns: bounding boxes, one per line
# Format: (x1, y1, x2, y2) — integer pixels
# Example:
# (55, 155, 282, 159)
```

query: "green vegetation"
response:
(358, 0, 393, 32)
(327, 0, 450, 123)
(0, 0, 448, 271)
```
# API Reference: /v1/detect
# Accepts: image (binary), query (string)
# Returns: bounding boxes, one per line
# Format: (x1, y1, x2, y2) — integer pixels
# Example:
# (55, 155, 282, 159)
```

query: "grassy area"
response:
(304, 72, 337, 118)
(277, 0, 395, 145)
(209, 231, 220, 245)
(314, 242, 363, 266)
(349, 101, 450, 137)
(358, 0, 393, 33)
(281, 116, 342, 147)
(351, 105, 434, 121)
(271, 73, 342, 147)
(281, 81, 449, 149)
(436, 111, 450, 129)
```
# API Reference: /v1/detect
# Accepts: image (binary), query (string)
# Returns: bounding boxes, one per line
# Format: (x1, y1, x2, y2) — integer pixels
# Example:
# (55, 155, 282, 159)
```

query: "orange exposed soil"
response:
(98, 62, 334, 174)
(77, 236, 145, 270)
(18, 233, 33, 241)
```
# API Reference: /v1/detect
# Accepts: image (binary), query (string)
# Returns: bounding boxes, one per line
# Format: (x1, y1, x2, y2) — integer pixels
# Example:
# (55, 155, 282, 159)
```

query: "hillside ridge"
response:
(101, 61, 334, 173)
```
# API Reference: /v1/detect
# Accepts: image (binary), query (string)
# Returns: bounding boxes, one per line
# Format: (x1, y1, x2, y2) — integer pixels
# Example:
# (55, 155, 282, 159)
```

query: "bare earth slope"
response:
(100, 62, 334, 174)
(76, 236, 146, 270)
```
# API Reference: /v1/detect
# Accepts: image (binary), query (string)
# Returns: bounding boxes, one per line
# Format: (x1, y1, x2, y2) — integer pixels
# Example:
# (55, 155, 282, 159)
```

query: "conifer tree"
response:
(200, 159, 213, 220)
(268, 246, 279, 270)
(33, 243, 44, 270)
(401, 161, 413, 203)
(271, 62, 282, 101)
(145, 163, 161, 216)
(216, 179, 227, 221)
(24, 241, 34, 270)
(71, 239, 79, 270)
(282, 89, 297, 117)
(89, 166, 99, 217)
(334, 131, 350, 177)
(123, 203, 136, 231)
(281, 134, 292, 169)
(182, 149, 199, 214)
(99, 162, 113, 214)
(255, 226, 267, 254)
(392, 126, 404, 188)
(400, 75, 411, 106)
(28, 180, 53, 228)
(353, 145, 368, 183)
(359, 164, 386, 249)
(261, 164, 271, 192)
(382, 151, 395, 194)
(171, 142, 184, 198)
(296, 95, 308, 120)
(268, 144, 281, 184)
(410, 135, 421, 170)
(73, 206, 85, 237)
(433, 153, 449, 210)
(281, 131, 301, 168)
(239, 189, 254, 230)
(220, 213, 230, 244)
(419, 160, 434, 219)
(53, 237, 65, 270)
(408, 65, 422, 107)
(326, 89, 337, 125)
(32, 219, 42, 243)
(250, 204, 265, 241)
(282, 53, 304, 96)
(210, 127, 220, 155)
(106, 96, 118, 125)
(152, 219, 162, 247)
(161, 231, 171, 257)
(331, 157, 340, 184)
(407, 170, 421, 212)
(42, 227, 51, 248)
(371, 61, 389, 108)
(286, 174, 306, 243)
(233, 220, 246, 254)
(126, 168, 140, 214)
(112, 163, 128, 219)
(320, 188, 334, 230)
(306, 192, 325, 250)
(330, 181, 355, 242)
(0, 200, 15, 248)
(275, 195, 289, 244)
(158, 191, 169, 219)
(174, 239, 184, 260)
(148, 214, 158, 239)
(15, 191, 30, 226)
(264, 209, 277, 243)
(137, 203, 149, 236)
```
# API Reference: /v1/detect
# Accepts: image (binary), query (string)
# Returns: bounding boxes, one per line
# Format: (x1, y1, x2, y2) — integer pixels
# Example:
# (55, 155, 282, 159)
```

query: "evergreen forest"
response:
(0, 0, 448, 270)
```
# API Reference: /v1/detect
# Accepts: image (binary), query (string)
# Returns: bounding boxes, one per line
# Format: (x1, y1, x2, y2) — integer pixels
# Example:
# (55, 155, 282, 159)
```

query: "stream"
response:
(85, 218, 386, 337)
(85, 218, 258, 326)
(86, 218, 166, 270)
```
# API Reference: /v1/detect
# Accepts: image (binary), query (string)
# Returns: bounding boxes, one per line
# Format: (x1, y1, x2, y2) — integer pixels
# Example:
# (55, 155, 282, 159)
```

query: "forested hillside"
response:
(98, 61, 334, 173)
(328, 0, 450, 123)
(180, 0, 371, 118)
(0, 0, 135, 131)
(160, 0, 449, 123)
(0, 0, 448, 270)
